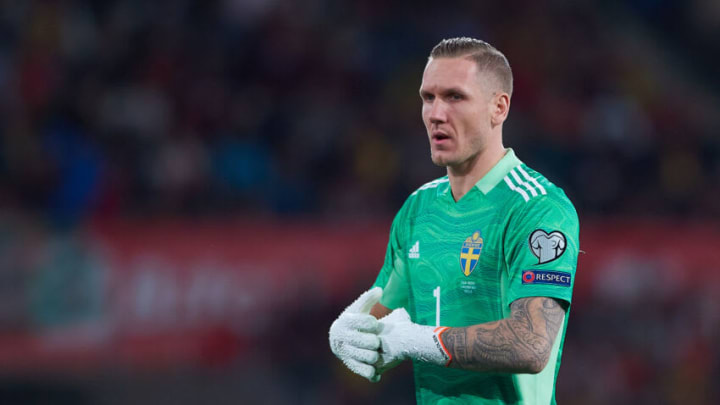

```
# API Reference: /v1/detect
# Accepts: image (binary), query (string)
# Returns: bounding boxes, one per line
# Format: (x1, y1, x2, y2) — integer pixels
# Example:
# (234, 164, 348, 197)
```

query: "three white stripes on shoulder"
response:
(504, 165, 546, 202)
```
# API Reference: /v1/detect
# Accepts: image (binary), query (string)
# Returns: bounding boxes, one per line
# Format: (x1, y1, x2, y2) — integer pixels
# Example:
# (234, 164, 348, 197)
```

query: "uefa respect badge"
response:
(522, 270, 572, 287)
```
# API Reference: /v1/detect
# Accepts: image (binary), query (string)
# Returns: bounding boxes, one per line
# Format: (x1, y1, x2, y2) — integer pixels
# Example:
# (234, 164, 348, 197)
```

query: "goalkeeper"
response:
(330, 37, 579, 404)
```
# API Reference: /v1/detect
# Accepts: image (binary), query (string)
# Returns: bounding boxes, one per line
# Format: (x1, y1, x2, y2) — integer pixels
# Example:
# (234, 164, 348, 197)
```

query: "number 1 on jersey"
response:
(433, 286, 440, 327)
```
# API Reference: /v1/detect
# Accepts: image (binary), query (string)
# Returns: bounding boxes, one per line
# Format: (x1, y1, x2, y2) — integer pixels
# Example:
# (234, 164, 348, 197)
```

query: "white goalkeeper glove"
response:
(329, 287, 383, 381)
(377, 307, 452, 369)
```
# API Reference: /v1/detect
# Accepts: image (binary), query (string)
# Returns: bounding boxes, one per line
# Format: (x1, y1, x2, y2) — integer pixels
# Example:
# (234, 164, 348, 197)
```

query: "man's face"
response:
(420, 57, 494, 168)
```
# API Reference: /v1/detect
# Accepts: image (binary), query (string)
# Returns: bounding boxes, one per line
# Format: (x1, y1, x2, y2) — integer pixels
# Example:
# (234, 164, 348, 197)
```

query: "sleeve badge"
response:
(529, 229, 566, 264)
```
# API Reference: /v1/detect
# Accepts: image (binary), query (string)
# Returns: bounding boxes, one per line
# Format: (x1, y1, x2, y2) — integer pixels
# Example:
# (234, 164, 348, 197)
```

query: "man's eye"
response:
(449, 93, 463, 100)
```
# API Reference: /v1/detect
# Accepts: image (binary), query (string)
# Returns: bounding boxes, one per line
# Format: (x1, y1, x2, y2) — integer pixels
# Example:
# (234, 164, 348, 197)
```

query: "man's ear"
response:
(490, 92, 510, 128)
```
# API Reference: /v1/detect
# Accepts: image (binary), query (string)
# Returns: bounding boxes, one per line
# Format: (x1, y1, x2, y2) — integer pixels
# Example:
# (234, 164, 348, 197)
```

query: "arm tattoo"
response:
(441, 297, 565, 373)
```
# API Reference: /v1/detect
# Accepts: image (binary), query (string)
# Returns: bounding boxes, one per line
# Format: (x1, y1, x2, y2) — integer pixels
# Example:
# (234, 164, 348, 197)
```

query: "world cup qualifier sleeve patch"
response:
(528, 229, 566, 264)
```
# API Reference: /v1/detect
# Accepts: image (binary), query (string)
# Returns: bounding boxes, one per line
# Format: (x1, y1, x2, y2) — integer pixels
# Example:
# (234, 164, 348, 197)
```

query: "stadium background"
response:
(0, 0, 719, 404)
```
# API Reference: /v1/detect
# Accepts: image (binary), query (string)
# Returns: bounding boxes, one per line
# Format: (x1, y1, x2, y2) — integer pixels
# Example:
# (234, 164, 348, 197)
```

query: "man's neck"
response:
(447, 144, 506, 202)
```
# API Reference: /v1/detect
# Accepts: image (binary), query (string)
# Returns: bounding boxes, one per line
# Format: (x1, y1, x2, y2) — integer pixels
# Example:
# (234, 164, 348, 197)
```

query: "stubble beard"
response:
(430, 137, 485, 171)
(430, 149, 449, 167)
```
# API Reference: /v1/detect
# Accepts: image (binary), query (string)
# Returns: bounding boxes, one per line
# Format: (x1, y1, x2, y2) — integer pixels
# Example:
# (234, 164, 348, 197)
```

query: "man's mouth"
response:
(432, 132, 451, 142)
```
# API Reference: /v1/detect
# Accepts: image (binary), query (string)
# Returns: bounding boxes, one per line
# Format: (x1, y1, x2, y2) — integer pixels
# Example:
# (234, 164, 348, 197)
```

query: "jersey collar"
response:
(437, 148, 522, 198)
(475, 148, 522, 194)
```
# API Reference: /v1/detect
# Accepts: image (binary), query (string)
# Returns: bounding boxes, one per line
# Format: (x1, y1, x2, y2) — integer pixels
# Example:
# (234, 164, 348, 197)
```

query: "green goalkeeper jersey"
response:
(373, 149, 579, 405)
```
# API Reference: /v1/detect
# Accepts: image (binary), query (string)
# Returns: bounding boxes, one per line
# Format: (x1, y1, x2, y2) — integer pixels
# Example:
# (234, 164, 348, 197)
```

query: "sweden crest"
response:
(460, 230, 483, 276)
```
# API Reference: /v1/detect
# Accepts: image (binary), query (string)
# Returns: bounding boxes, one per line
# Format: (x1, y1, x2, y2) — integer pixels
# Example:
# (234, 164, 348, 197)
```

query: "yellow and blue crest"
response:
(460, 230, 483, 276)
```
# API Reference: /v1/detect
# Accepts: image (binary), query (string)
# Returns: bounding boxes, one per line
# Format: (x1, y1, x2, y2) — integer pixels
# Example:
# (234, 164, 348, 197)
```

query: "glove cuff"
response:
(433, 326, 452, 367)
(407, 324, 452, 367)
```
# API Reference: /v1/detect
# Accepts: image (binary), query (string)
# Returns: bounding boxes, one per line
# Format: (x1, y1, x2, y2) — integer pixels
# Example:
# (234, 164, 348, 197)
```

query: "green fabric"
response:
(473, 148, 522, 194)
(373, 150, 579, 404)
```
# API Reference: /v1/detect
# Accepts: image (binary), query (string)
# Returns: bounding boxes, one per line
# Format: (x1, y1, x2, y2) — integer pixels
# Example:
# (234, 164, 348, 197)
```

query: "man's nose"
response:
(429, 100, 447, 124)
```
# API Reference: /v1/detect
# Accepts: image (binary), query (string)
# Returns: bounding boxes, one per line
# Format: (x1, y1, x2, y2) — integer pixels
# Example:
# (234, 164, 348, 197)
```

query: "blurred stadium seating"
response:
(0, 0, 718, 404)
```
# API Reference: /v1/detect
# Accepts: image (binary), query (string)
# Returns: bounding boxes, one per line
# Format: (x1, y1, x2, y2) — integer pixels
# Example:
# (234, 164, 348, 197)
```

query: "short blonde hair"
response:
(430, 37, 513, 96)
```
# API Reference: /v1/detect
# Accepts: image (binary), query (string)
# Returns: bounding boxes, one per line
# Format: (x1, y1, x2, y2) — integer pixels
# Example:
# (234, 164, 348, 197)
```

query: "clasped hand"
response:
(329, 287, 447, 382)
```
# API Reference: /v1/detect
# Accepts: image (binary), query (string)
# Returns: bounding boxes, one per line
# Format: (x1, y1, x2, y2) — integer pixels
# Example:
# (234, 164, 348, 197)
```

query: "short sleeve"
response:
(504, 195, 579, 307)
(372, 208, 410, 310)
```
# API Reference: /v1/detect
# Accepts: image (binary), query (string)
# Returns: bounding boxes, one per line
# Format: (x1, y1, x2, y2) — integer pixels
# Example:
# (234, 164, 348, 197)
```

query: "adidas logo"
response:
(408, 241, 420, 259)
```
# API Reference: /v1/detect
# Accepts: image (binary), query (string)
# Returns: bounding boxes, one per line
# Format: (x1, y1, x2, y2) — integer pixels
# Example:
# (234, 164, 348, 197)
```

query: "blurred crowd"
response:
(0, 0, 718, 226)
(0, 1, 719, 404)
(560, 254, 720, 405)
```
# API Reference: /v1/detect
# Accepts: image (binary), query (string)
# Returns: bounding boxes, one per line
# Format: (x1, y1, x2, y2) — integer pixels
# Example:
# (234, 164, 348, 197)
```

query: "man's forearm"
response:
(440, 297, 565, 374)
